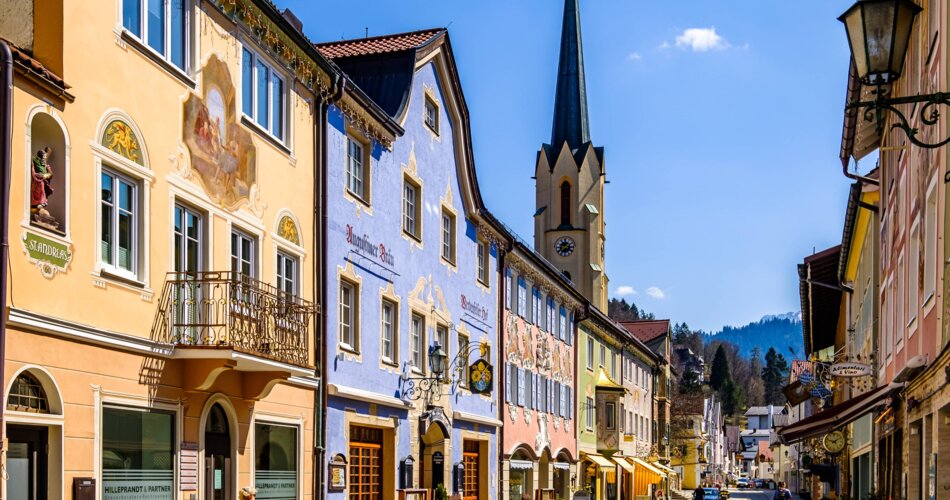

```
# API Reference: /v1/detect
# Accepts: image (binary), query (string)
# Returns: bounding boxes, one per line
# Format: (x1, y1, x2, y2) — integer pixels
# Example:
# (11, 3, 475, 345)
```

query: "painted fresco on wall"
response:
(277, 215, 300, 245)
(183, 55, 257, 208)
(102, 120, 144, 165)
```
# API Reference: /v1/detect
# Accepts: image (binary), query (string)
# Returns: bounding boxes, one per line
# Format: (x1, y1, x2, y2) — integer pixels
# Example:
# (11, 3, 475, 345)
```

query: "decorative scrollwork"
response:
(849, 88, 950, 153)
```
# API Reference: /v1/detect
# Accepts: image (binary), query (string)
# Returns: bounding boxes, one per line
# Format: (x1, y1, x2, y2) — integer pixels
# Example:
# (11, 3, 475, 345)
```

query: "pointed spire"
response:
(551, 0, 590, 150)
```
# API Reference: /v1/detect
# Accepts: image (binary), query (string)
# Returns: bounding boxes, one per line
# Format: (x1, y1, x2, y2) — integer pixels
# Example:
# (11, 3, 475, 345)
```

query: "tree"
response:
(721, 378, 744, 418)
(761, 347, 789, 405)
(679, 369, 702, 395)
(709, 345, 730, 391)
(607, 298, 654, 321)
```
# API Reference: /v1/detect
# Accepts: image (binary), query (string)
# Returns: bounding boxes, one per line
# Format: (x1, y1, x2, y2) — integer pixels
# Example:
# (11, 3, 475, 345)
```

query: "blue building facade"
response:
(319, 30, 506, 500)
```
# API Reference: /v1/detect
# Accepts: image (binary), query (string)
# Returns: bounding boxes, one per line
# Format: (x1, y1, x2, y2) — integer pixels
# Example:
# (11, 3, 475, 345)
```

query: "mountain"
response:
(707, 313, 804, 360)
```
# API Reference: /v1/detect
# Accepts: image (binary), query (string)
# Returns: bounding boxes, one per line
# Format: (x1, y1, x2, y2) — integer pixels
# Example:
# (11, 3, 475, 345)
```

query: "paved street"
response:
(721, 489, 783, 500)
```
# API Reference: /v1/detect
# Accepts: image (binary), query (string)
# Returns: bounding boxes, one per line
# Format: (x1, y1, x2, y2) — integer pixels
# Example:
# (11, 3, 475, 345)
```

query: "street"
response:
(721, 490, 782, 500)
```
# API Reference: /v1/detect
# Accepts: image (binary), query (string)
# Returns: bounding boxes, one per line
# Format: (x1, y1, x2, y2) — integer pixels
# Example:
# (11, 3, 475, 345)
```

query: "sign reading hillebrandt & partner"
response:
(102, 469, 174, 500)
(830, 362, 873, 377)
(22, 230, 72, 278)
(256, 470, 297, 500)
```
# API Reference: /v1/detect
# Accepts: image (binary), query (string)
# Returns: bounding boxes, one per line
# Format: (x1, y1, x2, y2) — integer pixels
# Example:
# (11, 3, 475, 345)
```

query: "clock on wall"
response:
(555, 237, 575, 257)
(822, 430, 846, 454)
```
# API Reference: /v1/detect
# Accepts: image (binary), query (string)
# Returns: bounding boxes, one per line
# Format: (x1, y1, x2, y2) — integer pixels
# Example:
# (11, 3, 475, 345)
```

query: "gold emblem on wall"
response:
(182, 54, 257, 209)
(277, 215, 300, 245)
(102, 120, 143, 164)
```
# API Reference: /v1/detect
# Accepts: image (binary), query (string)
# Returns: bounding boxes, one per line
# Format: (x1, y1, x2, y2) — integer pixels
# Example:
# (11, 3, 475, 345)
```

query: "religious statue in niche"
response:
(30, 147, 59, 232)
(183, 55, 257, 209)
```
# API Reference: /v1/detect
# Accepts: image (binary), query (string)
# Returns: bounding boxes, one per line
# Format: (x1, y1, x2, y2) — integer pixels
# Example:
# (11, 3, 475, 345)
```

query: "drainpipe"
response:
(495, 241, 507, 500)
(0, 39, 14, 460)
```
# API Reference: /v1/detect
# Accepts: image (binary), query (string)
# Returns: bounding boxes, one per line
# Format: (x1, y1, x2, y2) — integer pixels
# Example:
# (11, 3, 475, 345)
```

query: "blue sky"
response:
(287, 0, 862, 332)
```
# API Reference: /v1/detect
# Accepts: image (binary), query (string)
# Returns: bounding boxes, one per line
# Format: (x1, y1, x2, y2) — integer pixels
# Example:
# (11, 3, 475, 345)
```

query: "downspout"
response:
(0, 39, 14, 462)
(495, 240, 508, 500)
(316, 72, 344, 500)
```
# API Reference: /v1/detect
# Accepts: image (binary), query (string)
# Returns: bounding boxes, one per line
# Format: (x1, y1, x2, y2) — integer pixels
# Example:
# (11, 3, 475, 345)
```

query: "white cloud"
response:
(646, 286, 666, 299)
(615, 285, 637, 296)
(658, 41, 671, 50)
(674, 27, 730, 52)
(627, 52, 642, 61)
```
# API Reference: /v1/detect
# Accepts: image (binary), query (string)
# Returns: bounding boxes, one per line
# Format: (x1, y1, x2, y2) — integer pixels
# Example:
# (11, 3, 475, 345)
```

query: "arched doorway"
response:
(421, 422, 449, 499)
(509, 449, 535, 500)
(538, 449, 551, 490)
(5, 368, 65, 500)
(205, 404, 233, 500)
(552, 452, 572, 500)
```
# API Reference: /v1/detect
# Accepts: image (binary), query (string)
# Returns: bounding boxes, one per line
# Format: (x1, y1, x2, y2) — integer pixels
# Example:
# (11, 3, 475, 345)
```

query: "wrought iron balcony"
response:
(152, 271, 318, 367)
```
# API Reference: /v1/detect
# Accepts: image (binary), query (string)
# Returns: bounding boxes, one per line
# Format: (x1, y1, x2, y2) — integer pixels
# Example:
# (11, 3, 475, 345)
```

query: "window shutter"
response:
(567, 387, 573, 420)
(505, 363, 512, 403)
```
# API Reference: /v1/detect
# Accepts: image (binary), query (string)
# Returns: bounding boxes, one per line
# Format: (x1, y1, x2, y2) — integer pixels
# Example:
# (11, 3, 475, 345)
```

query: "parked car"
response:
(735, 479, 749, 488)
(701, 488, 721, 499)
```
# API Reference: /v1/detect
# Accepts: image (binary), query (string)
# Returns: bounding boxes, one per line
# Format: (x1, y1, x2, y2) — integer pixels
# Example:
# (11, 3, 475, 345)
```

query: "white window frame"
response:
(241, 44, 288, 143)
(172, 202, 204, 274)
(345, 134, 369, 203)
(119, 0, 193, 73)
(517, 278, 527, 318)
(586, 396, 594, 430)
(339, 279, 359, 353)
(457, 332, 470, 389)
(923, 178, 937, 306)
(908, 219, 919, 332)
(440, 208, 456, 264)
(231, 228, 257, 278)
(411, 313, 426, 373)
(381, 299, 398, 365)
(586, 337, 594, 370)
(476, 240, 489, 286)
(403, 178, 421, 240)
(424, 94, 440, 135)
(276, 250, 298, 297)
(251, 418, 304, 500)
(99, 168, 141, 281)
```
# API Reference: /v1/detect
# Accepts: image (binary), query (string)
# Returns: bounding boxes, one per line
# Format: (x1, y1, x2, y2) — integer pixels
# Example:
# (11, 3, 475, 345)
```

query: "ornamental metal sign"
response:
(830, 362, 872, 377)
(468, 359, 493, 395)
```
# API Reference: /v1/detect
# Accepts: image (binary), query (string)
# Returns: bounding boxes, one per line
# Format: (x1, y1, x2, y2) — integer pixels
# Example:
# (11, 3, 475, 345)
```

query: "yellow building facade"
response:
(0, 1, 375, 499)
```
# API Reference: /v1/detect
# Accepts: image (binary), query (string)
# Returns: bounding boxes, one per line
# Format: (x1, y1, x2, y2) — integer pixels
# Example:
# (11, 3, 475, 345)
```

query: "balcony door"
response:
(172, 204, 204, 343)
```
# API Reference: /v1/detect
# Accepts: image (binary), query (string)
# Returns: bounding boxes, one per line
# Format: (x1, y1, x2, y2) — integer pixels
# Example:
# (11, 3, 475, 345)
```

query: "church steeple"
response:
(551, 0, 590, 150)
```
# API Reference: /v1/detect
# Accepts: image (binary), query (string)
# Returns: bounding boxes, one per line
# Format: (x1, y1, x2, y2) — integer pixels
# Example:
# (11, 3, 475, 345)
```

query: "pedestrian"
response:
(773, 481, 792, 500)
(693, 485, 705, 500)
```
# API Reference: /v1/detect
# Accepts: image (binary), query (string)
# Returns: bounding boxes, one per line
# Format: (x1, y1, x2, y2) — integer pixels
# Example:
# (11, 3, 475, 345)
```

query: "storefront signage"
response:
(102, 470, 174, 500)
(179, 442, 199, 491)
(829, 362, 872, 377)
(345, 224, 395, 266)
(460, 295, 489, 322)
(468, 359, 493, 395)
(328, 455, 347, 492)
(256, 471, 297, 500)
(22, 230, 72, 278)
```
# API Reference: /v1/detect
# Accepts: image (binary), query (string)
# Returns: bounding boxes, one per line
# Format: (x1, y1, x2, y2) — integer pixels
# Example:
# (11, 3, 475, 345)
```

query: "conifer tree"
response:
(709, 345, 730, 391)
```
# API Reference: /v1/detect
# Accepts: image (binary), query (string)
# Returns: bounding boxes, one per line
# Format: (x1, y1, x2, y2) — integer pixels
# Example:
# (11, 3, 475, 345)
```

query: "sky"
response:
(285, 0, 863, 332)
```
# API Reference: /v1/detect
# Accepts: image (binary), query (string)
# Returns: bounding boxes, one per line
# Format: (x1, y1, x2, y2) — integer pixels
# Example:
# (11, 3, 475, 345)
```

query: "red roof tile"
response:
(1, 37, 68, 90)
(315, 28, 444, 59)
(619, 319, 670, 343)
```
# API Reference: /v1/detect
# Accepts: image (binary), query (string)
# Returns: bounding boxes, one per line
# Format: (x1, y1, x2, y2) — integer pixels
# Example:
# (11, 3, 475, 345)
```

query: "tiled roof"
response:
(1, 37, 68, 90)
(619, 319, 670, 343)
(315, 28, 444, 59)
(745, 406, 771, 416)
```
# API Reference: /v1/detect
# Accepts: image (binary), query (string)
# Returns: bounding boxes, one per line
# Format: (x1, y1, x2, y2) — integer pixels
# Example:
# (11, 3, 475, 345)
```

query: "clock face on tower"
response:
(555, 237, 576, 257)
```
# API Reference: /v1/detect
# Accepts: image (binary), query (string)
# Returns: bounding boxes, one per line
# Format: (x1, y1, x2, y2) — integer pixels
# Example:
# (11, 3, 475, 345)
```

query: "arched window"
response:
(7, 371, 50, 413)
(560, 181, 571, 227)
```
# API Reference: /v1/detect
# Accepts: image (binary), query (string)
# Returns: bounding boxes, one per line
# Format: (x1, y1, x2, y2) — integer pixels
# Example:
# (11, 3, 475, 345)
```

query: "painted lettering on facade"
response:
(461, 294, 489, 322)
(345, 224, 395, 266)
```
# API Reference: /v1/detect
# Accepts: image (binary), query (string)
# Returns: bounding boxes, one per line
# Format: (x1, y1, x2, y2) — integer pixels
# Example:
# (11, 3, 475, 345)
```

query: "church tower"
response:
(535, 0, 608, 310)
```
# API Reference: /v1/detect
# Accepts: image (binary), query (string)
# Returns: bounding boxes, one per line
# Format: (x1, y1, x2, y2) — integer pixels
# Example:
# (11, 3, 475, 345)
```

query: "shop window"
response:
(462, 441, 479, 500)
(255, 422, 298, 500)
(349, 426, 383, 500)
(28, 112, 68, 235)
(6, 372, 49, 413)
(121, 0, 191, 72)
(241, 46, 286, 142)
(102, 406, 175, 499)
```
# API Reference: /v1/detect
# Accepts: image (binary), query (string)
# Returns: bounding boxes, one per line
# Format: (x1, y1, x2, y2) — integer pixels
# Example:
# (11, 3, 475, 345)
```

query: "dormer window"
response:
(424, 95, 439, 135)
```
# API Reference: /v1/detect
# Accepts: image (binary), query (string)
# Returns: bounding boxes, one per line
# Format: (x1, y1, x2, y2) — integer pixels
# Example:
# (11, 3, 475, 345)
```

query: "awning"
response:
(510, 460, 534, 470)
(613, 457, 635, 474)
(629, 457, 664, 496)
(552, 462, 570, 470)
(777, 384, 897, 444)
(582, 453, 616, 469)
(652, 462, 677, 477)
(630, 457, 665, 478)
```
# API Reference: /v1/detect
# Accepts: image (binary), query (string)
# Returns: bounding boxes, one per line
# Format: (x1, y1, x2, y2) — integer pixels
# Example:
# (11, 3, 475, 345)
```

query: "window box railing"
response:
(152, 271, 317, 366)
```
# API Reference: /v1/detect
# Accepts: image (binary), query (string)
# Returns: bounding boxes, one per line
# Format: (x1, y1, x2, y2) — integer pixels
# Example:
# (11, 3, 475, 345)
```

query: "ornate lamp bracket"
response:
(848, 87, 950, 158)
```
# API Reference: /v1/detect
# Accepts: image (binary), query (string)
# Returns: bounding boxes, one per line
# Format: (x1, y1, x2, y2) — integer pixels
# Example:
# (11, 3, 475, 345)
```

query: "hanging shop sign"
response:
(345, 224, 395, 266)
(22, 230, 72, 278)
(468, 359, 493, 395)
(829, 362, 872, 377)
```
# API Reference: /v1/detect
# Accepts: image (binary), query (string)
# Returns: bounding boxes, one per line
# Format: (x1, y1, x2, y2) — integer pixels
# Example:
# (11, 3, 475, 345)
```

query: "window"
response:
(909, 222, 919, 326)
(173, 204, 202, 273)
(255, 422, 298, 500)
(517, 278, 527, 317)
(560, 181, 571, 227)
(345, 135, 368, 202)
(381, 300, 397, 364)
(102, 406, 175, 498)
(242, 47, 286, 140)
(101, 170, 139, 278)
(277, 251, 298, 297)
(424, 95, 439, 134)
(538, 293, 548, 331)
(610, 351, 617, 379)
(924, 183, 937, 301)
(586, 397, 594, 430)
(7, 372, 49, 413)
(476, 240, 489, 285)
(458, 333, 470, 388)
(532, 287, 541, 325)
(339, 279, 358, 352)
(586, 337, 594, 369)
(122, 0, 189, 71)
(897, 254, 904, 348)
(506, 268, 513, 310)
(230, 230, 255, 277)
(349, 426, 382, 500)
(620, 403, 625, 432)
(559, 306, 567, 339)
(441, 209, 456, 264)
(517, 368, 526, 406)
(403, 178, 421, 239)
(411, 314, 425, 372)
(436, 324, 449, 351)
(600, 345, 606, 367)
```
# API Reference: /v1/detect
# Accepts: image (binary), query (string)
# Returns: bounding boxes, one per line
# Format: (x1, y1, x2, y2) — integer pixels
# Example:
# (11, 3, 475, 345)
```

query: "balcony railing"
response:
(152, 271, 318, 367)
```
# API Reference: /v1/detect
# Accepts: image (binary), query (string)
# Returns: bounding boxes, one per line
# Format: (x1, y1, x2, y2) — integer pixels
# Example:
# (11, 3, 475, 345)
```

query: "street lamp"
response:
(429, 342, 448, 381)
(839, 0, 950, 149)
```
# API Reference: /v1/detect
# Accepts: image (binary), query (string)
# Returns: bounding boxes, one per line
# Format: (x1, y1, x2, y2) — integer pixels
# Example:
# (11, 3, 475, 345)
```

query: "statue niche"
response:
(28, 112, 68, 235)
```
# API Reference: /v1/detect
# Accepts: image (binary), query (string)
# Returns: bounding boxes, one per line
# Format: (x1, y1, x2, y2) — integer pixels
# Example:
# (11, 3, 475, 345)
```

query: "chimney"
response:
(281, 8, 303, 34)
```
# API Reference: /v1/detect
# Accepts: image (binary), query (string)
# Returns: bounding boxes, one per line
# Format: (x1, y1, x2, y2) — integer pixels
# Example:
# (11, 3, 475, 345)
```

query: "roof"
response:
(594, 368, 626, 392)
(840, 58, 887, 167)
(798, 245, 842, 355)
(619, 319, 670, 343)
(1, 37, 72, 100)
(550, 0, 591, 150)
(744, 406, 771, 416)
(756, 441, 773, 461)
(315, 28, 444, 59)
